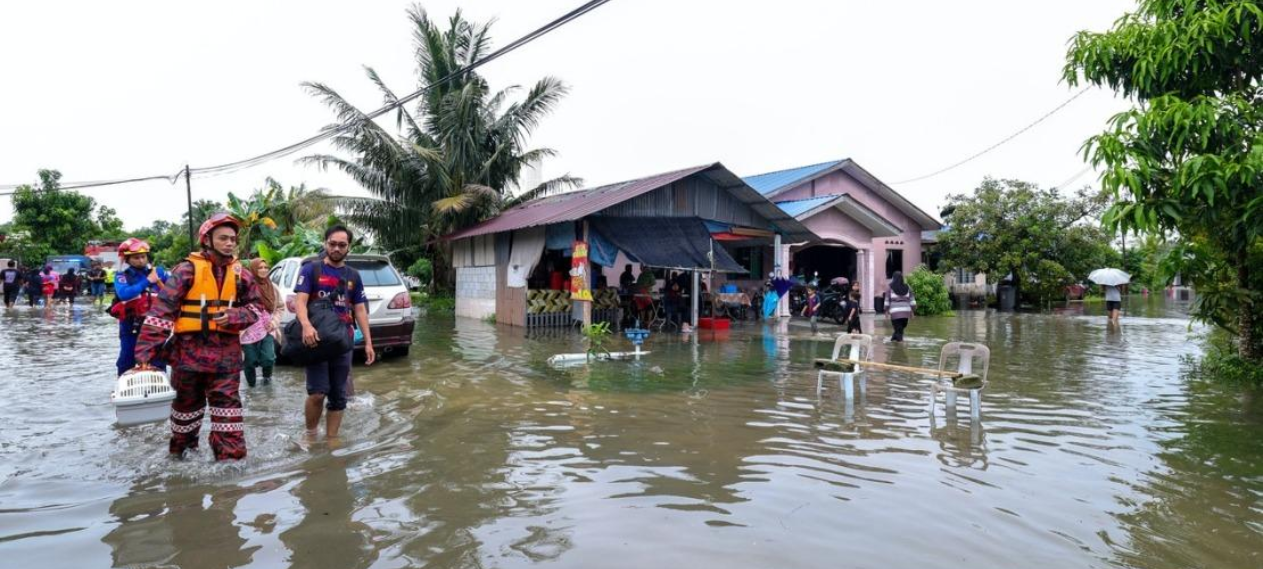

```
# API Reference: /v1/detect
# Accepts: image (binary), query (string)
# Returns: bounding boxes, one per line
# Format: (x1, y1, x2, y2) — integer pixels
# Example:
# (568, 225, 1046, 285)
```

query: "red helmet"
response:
(198, 212, 242, 247)
(118, 238, 151, 257)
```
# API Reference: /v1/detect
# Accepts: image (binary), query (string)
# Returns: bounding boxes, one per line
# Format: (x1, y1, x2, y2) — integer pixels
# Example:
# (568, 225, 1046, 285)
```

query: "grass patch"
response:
(411, 292, 455, 313)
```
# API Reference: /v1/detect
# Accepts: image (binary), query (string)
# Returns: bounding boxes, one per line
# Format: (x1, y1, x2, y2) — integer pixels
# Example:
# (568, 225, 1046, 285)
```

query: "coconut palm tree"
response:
(301, 5, 578, 275)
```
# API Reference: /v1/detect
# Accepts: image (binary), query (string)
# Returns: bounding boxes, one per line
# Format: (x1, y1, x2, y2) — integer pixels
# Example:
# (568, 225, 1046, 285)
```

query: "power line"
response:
(1051, 164, 1094, 191)
(892, 87, 1090, 185)
(0, 0, 614, 193)
(0, 171, 183, 197)
(186, 0, 613, 179)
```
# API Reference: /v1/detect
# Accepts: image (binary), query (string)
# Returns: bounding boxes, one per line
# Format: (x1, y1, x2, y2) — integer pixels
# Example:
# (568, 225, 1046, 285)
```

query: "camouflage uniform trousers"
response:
(169, 370, 246, 460)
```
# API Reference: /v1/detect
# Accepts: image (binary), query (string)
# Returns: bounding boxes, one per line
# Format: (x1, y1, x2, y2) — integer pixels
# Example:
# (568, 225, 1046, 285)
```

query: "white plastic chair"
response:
(929, 342, 991, 420)
(818, 333, 873, 397)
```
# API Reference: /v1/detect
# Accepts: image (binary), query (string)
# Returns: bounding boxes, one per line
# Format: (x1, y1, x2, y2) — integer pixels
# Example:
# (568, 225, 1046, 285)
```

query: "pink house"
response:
(743, 159, 941, 311)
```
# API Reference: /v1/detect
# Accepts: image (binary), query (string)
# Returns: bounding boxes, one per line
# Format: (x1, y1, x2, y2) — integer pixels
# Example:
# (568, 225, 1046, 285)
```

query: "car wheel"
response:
(393, 346, 410, 358)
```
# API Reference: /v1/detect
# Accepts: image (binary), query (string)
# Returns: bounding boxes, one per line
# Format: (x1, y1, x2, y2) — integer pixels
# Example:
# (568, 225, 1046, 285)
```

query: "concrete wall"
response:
(455, 266, 497, 320)
(801, 207, 873, 248)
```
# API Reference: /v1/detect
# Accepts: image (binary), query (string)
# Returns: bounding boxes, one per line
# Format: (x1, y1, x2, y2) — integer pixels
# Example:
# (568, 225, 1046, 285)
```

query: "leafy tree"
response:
(906, 265, 952, 316)
(95, 206, 126, 241)
(1065, 0, 1263, 361)
(937, 178, 1116, 305)
(10, 169, 100, 258)
(144, 199, 223, 266)
(301, 5, 579, 288)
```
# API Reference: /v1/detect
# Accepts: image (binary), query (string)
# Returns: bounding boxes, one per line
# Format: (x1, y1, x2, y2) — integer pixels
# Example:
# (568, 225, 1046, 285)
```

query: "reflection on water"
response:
(1, 297, 1261, 568)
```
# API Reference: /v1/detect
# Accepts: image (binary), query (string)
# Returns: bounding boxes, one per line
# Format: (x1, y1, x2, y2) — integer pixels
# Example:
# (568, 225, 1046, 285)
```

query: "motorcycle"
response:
(817, 284, 849, 325)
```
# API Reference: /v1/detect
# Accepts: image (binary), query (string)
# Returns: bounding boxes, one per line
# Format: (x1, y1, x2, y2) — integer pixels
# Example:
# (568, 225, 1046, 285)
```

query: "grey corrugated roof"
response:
(442, 163, 818, 243)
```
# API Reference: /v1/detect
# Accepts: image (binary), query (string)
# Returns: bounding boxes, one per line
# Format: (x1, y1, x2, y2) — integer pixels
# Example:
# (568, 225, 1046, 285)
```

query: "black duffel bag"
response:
(282, 295, 353, 366)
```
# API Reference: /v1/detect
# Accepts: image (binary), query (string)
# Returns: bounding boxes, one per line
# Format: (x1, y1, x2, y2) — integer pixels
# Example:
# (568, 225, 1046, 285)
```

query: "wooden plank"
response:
(814, 358, 962, 378)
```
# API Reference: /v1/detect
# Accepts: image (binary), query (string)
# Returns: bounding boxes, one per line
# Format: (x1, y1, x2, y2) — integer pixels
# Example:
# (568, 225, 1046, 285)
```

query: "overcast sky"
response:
(0, 0, 1136, 230)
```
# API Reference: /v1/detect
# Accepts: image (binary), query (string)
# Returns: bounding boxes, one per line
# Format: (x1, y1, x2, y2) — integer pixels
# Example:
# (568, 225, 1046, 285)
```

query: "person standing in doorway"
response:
(2, 261, 21, 308)
(1103, 284, 1122, 324)
(134, 213, 263, 461)
(240, 258, 282, 387)
(296, 226, 375, 441)
(884, 271, 915, 342)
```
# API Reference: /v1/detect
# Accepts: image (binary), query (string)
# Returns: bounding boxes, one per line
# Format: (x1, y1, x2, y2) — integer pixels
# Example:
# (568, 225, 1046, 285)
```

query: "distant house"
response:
(742, 159, 942, 311)
(921, 229, 992, 302)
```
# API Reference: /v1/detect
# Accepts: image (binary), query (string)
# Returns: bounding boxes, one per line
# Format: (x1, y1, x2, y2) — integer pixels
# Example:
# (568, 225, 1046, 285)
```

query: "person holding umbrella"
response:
(1088, 268, 1130, 324)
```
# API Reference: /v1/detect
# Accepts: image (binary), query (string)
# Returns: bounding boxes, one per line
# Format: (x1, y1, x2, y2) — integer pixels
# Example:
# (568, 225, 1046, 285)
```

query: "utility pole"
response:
(185, 165, 194, 247)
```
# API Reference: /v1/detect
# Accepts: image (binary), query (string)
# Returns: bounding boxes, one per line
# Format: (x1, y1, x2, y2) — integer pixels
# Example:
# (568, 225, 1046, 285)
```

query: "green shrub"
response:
(407, 258, 433, 284)
(906, 265, 952, 316)
(1183, 331, 1263, 387)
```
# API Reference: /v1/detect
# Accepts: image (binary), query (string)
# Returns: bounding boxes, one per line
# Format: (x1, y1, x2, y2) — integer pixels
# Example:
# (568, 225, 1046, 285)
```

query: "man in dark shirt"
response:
(296, 225, 374, 440)
(619, 264, 635, 291)
(1, 260, 21, 309)
(86, 262, 108, 305)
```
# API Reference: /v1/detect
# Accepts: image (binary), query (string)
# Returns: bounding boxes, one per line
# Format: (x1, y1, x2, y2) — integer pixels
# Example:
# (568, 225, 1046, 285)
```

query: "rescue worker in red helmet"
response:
(134, 213, 264, 461)
(112, 238, 168, 376)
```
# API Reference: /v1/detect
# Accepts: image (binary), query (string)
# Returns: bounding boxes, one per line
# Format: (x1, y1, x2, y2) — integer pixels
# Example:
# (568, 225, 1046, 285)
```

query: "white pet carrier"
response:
(111, 369, 176, 426)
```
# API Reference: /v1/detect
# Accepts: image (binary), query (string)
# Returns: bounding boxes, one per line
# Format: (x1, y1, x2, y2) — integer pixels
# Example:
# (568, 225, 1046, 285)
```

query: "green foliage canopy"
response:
(936, 178, 1116, 305)
(1065, 0, 1263, 360)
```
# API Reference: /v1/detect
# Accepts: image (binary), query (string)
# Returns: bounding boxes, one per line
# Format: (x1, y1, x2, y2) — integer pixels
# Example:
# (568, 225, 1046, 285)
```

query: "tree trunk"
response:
(1238, 247, 1258, 362)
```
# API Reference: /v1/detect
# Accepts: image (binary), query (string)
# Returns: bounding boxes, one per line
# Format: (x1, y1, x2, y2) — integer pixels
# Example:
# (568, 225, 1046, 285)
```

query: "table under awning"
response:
(588, 216, 746, 273)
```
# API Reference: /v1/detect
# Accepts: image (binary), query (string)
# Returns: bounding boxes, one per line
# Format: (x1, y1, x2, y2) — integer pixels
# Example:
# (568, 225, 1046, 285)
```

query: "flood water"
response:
(2, 298, 1261, 568)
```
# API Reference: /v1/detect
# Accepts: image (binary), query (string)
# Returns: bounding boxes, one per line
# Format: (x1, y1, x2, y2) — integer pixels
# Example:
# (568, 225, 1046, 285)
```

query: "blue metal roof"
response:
(742, 160, 844, 195)
(773, 195, 838, 217)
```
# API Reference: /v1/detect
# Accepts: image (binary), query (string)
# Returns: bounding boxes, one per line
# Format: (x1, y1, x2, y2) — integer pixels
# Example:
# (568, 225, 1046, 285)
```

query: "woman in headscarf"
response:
(240, 258, 283, 386)
(884, 271, 915, 342)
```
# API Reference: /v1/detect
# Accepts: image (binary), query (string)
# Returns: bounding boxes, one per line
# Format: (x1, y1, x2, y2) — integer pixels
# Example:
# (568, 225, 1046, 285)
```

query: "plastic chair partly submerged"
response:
(817, 333, 873, 396)
(929, 342, 991, 420)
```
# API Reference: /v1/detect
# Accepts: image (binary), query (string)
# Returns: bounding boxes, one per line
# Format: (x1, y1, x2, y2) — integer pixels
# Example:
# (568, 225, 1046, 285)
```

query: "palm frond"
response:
(364, 65, 423, 136)
(503, 175, 582, 209)
(433, 194, 474, 214)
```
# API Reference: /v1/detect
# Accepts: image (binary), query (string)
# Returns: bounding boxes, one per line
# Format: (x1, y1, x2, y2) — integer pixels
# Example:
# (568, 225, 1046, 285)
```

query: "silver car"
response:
(269, 254, 416, 357)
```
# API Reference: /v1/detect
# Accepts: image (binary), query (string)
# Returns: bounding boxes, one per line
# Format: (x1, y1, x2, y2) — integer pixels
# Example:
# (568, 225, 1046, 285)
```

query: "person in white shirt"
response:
(1103, 284, 1123, 323)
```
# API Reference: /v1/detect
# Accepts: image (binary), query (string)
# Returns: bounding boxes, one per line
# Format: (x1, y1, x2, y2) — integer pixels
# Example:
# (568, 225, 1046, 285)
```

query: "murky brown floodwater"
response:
(2, 297, 1261, 568)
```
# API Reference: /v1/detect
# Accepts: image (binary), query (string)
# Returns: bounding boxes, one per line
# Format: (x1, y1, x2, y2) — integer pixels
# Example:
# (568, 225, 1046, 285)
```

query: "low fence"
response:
(524, 289, 622, 330)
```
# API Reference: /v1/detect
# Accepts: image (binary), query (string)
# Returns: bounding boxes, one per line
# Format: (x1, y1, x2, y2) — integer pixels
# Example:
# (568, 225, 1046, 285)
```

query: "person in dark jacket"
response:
(1, 260, 21, 309)
(58, 268, 80, 305)
(24, 267, 42, 307)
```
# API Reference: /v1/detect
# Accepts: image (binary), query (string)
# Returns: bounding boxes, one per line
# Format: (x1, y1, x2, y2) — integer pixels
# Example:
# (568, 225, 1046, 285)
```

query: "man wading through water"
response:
(134, 213, 264, 461)
(295, 226, 374, 442)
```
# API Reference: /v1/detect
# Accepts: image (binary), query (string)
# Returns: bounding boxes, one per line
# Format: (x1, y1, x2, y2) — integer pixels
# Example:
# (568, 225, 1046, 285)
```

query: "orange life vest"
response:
(174, 254, 242, 335)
